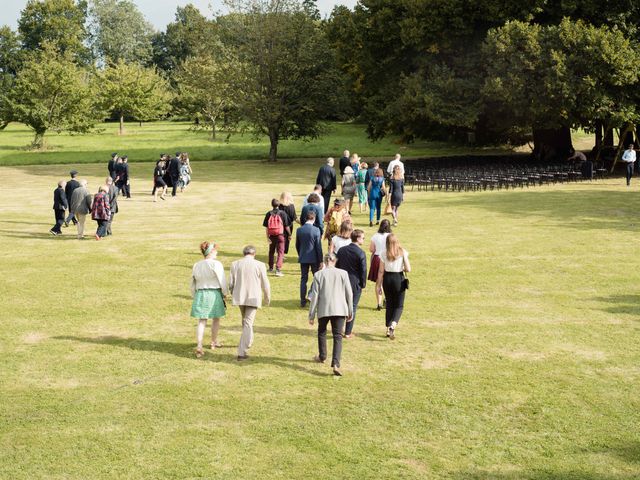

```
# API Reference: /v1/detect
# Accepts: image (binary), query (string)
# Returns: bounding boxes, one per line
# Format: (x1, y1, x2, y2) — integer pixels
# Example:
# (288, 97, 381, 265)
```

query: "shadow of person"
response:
(53, 335, 327, 377)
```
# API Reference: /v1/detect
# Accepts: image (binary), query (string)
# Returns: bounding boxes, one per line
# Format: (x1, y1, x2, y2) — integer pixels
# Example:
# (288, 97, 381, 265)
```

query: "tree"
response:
(98, 61, 172, 134)
(151, 5, 218, 75)
(1, 45, 100, 148)
(88, 0, 155, 65)
(223, 0, 338, 162)
(18, 0, 91, 63)
(0, 27, 22, 76)
(175, 51, 240, 140)
(482, 19, 640, 156)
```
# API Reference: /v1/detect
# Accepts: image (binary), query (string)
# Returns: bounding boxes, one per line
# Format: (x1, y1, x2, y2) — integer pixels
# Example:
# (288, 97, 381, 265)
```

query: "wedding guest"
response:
(376, 234, 411, 339)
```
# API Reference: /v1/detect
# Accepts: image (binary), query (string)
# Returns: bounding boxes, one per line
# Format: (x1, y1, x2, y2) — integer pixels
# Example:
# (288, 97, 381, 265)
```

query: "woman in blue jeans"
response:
(368, 168, 386, 227)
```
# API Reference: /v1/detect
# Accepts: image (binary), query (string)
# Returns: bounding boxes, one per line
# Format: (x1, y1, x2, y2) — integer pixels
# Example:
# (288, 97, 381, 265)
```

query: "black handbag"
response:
(401, 272, 409, 291)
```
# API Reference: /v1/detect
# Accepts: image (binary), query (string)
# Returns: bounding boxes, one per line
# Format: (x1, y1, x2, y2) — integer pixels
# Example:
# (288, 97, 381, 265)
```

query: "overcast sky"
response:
(0, 0, 358, 30)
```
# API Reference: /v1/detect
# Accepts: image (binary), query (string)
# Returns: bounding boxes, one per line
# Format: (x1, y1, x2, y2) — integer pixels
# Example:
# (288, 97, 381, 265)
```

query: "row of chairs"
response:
(405, 164, 607, 192)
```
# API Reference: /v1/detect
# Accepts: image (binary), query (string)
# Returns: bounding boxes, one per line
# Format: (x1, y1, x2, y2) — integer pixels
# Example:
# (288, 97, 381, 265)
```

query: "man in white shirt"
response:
(622, 144, 636, 186)
(386, 154, 404, 177)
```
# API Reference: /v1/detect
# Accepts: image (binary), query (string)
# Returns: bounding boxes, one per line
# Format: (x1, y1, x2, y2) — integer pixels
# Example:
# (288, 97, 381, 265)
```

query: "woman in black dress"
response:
(389, 165, 405, 226)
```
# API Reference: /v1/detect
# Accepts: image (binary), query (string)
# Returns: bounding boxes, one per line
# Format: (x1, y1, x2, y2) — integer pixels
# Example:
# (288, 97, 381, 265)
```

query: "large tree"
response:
(483, 19, 640, 156)
(18, 0, 91, 63)
(151, 4, 218, 75)
(1, 45, 100, 148)
(98, 61, 172, 134)
(223, 0, 338, 162)
(88, 0, 154, 65)
(175, 50, 241, 140)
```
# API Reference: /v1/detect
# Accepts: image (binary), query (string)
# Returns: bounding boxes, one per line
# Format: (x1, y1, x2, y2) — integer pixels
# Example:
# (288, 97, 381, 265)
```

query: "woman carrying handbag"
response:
(376, 233, 411, 339)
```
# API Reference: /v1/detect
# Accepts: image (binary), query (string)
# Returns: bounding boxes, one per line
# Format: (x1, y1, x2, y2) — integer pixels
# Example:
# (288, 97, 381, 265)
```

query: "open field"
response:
(1, 158, 639, 479)
(0, 121, 516, 167)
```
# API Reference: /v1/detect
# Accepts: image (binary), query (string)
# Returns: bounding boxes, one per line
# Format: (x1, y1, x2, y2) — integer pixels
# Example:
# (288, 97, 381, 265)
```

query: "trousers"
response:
(268, 234, 285, 270)
(237, 305, 257, 357)
(299, 263, 319, 305)
(318, 316, 345, 368)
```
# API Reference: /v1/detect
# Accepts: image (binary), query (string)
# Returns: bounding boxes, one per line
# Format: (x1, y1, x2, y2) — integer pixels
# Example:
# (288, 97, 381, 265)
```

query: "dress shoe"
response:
(333, 367, 342, 376)
(237, 355, 249, 361)
(313, 355, 325, 363)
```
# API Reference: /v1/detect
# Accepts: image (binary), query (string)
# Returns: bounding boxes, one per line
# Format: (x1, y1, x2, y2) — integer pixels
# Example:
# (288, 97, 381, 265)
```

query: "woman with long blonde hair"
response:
(376, 233, 410, 339)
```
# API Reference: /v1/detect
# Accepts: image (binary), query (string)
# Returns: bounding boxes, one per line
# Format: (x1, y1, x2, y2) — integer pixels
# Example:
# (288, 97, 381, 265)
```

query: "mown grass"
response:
(0, 121, 515, 166)
(0, 155, 638, 479)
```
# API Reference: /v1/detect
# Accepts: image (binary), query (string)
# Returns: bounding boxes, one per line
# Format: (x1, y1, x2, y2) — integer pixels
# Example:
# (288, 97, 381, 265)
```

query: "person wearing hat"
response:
(190, 241, 228, 358)
(64, 170, 80, 227)
(622, 144, 636, 186)
(108, 153, 118, 180)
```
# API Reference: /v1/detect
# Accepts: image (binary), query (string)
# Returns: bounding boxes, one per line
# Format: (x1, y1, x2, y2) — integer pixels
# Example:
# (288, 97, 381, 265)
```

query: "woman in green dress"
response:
(190, 241, 228, 358)
(356, 161, 368, 213)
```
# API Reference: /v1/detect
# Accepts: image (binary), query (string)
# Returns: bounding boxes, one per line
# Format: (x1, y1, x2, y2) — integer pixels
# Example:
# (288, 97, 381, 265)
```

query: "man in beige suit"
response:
(229, 245, 271, 361)
(308, 253, 353, 376)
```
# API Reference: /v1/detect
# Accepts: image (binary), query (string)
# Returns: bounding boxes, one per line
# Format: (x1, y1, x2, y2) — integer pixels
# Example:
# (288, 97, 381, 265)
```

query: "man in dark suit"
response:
(120, 156, 131, 198)
(336, 229, 367, 338)
(295, 210, 323, 308)
(64, 170, 80, 226)
(339, 149, 350, 176)
(168, 152, 181, 196)
(50, 180, 68, 236)
(315, 157, 336, 212)
(108, 153, 118, 180)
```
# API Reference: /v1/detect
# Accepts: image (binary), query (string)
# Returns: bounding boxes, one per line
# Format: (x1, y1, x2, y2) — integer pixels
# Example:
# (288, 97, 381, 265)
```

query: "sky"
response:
(0, 0, 358, 31)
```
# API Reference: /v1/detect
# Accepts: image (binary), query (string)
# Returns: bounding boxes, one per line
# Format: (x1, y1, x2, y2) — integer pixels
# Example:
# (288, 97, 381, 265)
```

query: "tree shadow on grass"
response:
(448, 189, 640, 233)
(593, 294, 640, 317)
(53, 335, 327, 377)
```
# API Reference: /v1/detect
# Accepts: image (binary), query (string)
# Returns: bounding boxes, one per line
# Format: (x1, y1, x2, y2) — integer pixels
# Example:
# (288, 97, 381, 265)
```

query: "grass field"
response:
(0, 121, 517, 167)
(0, 152, 639, 479)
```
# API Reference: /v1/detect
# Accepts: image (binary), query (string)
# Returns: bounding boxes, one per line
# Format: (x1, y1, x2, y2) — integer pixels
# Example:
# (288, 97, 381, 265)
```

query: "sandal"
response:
(210, 342, 222, 349)
(195, 348, 204, 358)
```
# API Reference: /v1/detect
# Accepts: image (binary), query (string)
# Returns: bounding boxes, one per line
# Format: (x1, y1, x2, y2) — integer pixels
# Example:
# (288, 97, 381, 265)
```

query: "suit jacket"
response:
(168, 157, 181, 178)
(336, 243, 367, 295)
(65, 179, 80, 203)
(53, 187, 68, 211)
(296, 223, 323, 265)
(229, 255, 271, 308)
(308, 266, 353, 320)
(300, 203, 324, 234)
(339, 156, 350, 175)
(108, 159, 116, 177)
(316, 165, 336, 192)
(70, 187, 92, 215)
(108, 184, 118, 214)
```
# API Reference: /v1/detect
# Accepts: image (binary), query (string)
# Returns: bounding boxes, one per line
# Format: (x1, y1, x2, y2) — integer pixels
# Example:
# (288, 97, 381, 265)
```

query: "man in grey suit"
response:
(69, 179, 93, 239)
(229, 245, 271, 361)
(295, 210, 323, 308)
(105, 177, 118, 236)
(308, 253, 353, 376)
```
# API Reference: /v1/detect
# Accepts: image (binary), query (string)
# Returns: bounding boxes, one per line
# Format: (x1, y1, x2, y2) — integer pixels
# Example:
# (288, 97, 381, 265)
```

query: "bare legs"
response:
(196, 318, 221, 357)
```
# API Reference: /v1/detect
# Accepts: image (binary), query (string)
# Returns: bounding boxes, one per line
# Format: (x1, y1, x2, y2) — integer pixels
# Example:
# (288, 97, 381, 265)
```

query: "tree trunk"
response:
(210, 120, 216, 141)
(119, 115, 124, 135)
(268, 128, 279, 162)
(604, 127, 614, 147)
(31, 129, 46, 149)
(532, 126, 572, 162)
(595, 120, 603, 149)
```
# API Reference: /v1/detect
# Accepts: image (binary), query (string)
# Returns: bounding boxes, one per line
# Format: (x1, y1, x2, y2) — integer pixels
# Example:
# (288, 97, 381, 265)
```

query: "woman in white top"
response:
(190, 241, 228, 358)
(330, 220, 353, 254)
(376, 233, 411, 339)
(368, 219, 392, 310)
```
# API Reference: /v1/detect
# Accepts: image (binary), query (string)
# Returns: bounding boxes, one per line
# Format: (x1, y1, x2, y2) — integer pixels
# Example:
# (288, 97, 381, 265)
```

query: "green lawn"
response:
(0, 156, 638, 479)
(0, 121, 515, 166)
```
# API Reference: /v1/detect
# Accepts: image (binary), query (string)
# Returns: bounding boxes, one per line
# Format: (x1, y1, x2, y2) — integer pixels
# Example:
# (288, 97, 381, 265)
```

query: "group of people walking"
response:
(189, 152, 411, 376)
(50, 170, 119, 240)
(152, 152, 193, 201)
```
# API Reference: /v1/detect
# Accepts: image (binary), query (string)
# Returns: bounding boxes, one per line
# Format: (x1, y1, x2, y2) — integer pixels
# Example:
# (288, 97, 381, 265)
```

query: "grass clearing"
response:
(0, 134, 638, 478)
